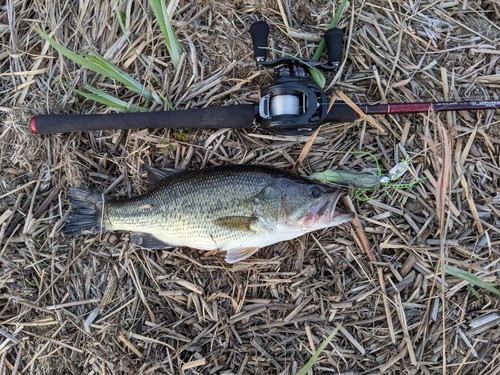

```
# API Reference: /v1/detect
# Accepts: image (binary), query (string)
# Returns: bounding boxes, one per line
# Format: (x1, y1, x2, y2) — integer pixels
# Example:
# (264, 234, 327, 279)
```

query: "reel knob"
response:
(249, 21, 270, 63)
(324, 28, 344, 70)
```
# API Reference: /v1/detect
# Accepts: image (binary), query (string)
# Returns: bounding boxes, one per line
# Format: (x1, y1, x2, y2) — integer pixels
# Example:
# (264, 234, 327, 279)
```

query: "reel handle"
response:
(324, 28, 343, 70)
(249, 21, 270, 63)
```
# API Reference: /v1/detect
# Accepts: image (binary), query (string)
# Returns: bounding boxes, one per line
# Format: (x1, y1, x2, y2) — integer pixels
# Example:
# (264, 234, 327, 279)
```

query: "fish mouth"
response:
(326, 190, 342, 220)
(329, 209, 355, 225)
(307, 190, 354, 226)
(328, 191, 355, 224)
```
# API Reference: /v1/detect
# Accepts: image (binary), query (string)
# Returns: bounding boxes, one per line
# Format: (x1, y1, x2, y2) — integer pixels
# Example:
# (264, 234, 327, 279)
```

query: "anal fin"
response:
(225, 247, 260, 263)
(130, 233, 172, 249)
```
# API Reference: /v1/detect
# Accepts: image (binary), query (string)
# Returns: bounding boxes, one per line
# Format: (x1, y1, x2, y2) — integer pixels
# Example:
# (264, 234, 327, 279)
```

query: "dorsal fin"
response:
(143, 165, 185, 185)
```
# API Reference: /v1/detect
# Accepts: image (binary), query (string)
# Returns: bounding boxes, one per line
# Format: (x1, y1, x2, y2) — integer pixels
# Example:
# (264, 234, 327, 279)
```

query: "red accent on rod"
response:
(386, 102, 433, 113)
(362, 100, 500, 116)
(30, 117, 38, 134)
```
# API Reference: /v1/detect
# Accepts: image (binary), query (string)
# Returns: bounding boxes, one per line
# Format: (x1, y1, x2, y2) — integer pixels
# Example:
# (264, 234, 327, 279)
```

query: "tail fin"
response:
(64, 188, 105, 235)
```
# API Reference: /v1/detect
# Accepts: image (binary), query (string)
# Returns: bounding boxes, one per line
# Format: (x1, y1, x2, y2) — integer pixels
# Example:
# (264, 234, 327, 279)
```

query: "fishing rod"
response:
(30, 21, 499, 136)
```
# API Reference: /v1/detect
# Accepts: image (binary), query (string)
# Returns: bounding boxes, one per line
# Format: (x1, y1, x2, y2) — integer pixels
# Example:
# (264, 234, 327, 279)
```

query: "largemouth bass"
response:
(64, 164, 354, 263)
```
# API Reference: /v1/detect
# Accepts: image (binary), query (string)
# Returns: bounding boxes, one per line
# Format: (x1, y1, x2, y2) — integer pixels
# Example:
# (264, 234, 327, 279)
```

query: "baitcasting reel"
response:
(250, 21, 343, 135)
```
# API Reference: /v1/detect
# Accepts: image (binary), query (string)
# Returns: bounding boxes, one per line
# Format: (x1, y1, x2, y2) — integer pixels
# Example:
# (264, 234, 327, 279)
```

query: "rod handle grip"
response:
(30, 105, 257, 135)
(324, 101, 358, 123)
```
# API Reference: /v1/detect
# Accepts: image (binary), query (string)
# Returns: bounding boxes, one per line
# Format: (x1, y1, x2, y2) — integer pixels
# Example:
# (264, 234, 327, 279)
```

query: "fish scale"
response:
(64, 164, 354, 263)
(104, 167, 273, 248)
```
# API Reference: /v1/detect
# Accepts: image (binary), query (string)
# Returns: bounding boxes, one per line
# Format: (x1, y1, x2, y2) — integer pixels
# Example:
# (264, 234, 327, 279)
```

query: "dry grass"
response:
(1, 0, 499, 374)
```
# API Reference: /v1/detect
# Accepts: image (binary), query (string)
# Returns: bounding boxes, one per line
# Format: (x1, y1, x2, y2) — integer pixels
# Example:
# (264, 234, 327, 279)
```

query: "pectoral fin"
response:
(225, 247, 260, 263)
(130, 233, 172, 249)
(214, 216, 257, 232)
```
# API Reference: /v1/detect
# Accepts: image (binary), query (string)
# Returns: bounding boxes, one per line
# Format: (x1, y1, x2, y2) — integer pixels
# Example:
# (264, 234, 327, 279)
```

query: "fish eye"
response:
(309, 186, 322, 198)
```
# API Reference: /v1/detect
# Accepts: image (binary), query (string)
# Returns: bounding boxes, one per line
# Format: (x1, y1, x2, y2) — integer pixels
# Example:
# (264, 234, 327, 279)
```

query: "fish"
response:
(64, 164, 354, 263)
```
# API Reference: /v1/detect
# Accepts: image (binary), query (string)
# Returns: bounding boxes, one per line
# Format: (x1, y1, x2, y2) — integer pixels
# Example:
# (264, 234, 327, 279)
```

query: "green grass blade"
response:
(263, 47, 325, 90)
(114, 8, 163, 88)
(112, 8, 173, 108)
(156, 91, 174, 110)
(81, 53, 154, 100)
(467, 285, 482, 299)
(312, 0, 349, 61)
(71, 85, 147, 112)
(309, 67, 326, 90)
(149, 0, 183, 68)
(34, 28, 106, 72)
(310, 0, 349, 87)
(445, 265, 500, 296)
(83, 85, 148, 112)
(34, 27, 153, 100)
(296, 325, 341, 375)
